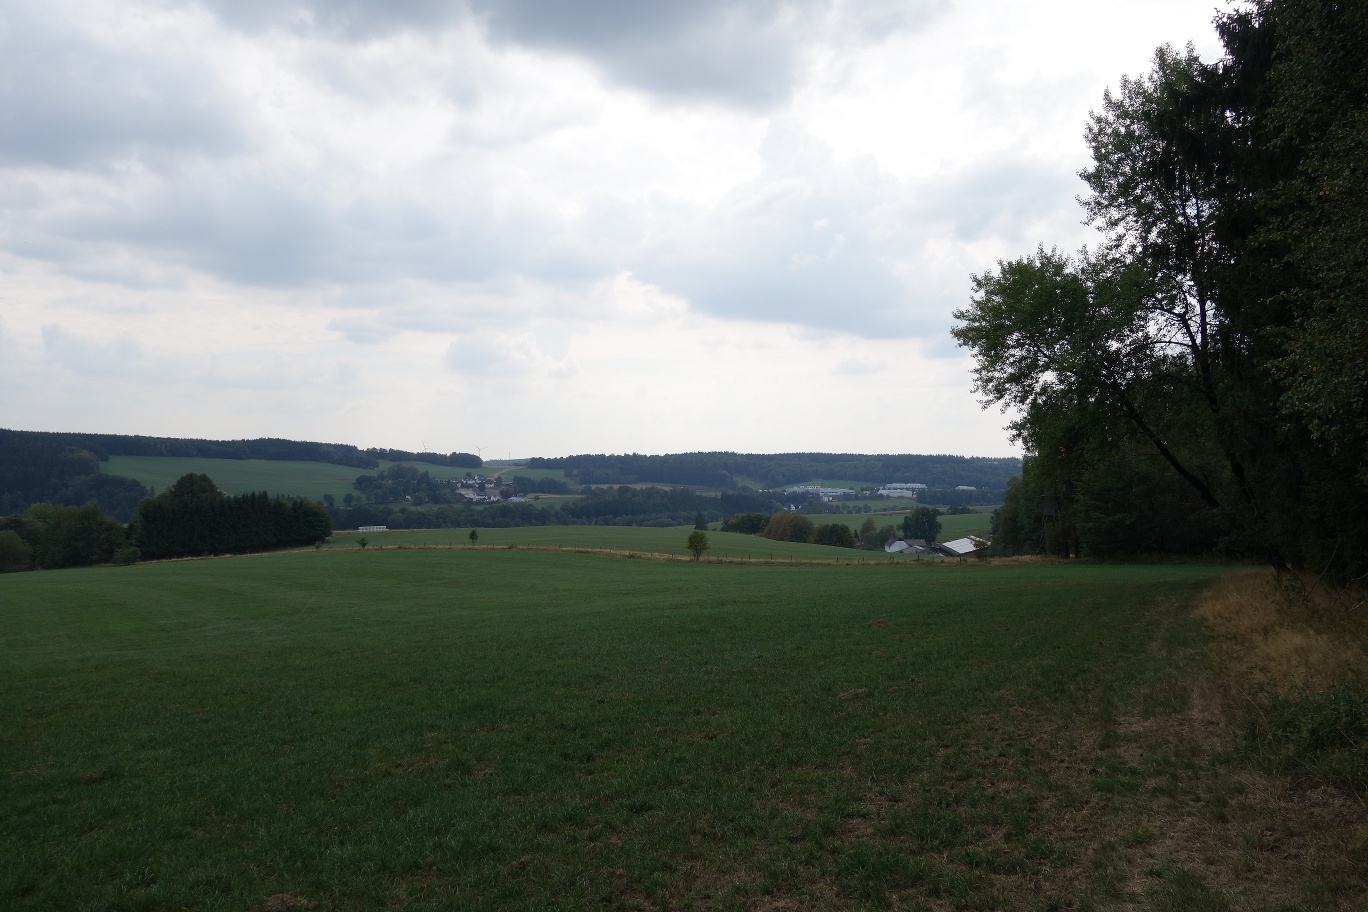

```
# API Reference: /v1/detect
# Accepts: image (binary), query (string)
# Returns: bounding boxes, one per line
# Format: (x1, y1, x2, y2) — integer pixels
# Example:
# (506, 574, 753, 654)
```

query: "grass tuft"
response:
(1197, 570, 1368, 794)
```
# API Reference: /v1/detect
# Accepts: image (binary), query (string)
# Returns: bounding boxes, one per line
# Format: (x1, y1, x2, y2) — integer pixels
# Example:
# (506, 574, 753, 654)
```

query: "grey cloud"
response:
(474, 0, 801, 108)
(42, 321, 345, 389)
(41, 323, 148, 378)
(935, 167, 1074, 241)
(832, 356, 889, 375)
(631, 128, 1089, 340)
(471, 0, 947, 108)
(444, 332, 510, 374)
(633, 127, 912, 335)
(444, 331, 575, 379)
(328, 316, 399, 344)
(12, 155, 603, 290)
(195, 0, 466, 40)
(0, 3, 245, 167)
(197, 0, 945, 108)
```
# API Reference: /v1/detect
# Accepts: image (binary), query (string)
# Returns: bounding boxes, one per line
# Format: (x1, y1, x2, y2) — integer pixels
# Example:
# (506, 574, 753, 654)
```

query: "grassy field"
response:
(3, 551, 1359, 910)
(327, 526, 929, 562)
(785, 510, 995, 542)
(485, 465, 571, 482)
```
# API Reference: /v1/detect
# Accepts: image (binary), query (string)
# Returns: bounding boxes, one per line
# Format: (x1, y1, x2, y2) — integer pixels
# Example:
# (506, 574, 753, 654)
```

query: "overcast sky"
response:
(0, 0, 1228, 458)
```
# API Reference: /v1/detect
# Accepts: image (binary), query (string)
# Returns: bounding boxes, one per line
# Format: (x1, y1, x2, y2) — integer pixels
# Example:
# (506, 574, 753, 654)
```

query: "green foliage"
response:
(811, 522, 855, 548)
(721, 512, 769, 534)
(357, 537, 369, 549)
(858, 517, 879, 548)
(1229, 1, 1368, 485)
(1244, 686, 1368, 791)
(17, 502, 127, 570)
(469, 529, 478, 543)
(760, 511, 814, 543)
(693, 511, 708, 531)
(131, 474, 333, 559)
(0, 529, 31, 572)
(512, 474, 572, 495)
(0, 427, 381, 473)
(685, 529, 710, 560)
(901, 507, 942, 543)
(113, 545, 141, 566)
(953, 0, 1368, 577)
(0, 432, 150, 521)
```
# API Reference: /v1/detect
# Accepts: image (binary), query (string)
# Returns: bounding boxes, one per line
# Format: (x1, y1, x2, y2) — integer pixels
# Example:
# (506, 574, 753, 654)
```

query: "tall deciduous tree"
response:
(954, 0, 1367, 579)
(901, 507, 943, 544)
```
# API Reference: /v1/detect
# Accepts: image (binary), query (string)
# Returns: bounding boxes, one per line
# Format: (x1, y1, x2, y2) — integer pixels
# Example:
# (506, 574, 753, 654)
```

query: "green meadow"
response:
(4, 550, 1353, 910)
(328, 526, 923, 562)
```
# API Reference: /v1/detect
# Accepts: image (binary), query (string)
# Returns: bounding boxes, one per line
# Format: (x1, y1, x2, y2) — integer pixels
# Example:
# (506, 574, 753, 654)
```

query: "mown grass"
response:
(2, 554, 1362, 910)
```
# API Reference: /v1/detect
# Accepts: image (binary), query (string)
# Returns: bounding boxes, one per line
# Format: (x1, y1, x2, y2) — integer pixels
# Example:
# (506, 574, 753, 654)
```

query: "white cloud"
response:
(0, 0, 1232, 456)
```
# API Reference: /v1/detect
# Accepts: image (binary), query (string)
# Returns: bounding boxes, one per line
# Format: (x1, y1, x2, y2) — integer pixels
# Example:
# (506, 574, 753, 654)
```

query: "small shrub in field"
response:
(357, 537, 369, 549)
(114, 546, 140, 565)
(686, 530, 710, 561)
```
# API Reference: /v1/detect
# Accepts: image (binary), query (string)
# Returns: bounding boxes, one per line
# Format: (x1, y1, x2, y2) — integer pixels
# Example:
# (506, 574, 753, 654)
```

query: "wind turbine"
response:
(473, 443, 486, 461)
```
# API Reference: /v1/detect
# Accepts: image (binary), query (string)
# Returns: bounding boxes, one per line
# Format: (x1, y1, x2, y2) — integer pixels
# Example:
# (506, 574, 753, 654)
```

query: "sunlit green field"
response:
(4, 551, 1329, 911)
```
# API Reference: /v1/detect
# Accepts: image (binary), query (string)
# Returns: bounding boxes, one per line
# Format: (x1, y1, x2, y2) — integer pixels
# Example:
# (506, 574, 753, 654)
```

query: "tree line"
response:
(0, 473, 332, 572)
(956, 0, 1367, 579)
(720, 507, 945, 551)
(0, 428, 390, 468)
(132, 474, 333, 560)
(0, 434, 151, 520)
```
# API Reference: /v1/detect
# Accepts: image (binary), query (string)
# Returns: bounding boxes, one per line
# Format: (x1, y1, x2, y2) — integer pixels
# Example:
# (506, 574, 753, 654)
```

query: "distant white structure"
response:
(785, 485, 856, 501)
(884, 538, 930, 554)
(955, 485, 977, 491)
(936, 537, 986, 557)
(357, 525, 388, 533)
(877, 483, 927, 498)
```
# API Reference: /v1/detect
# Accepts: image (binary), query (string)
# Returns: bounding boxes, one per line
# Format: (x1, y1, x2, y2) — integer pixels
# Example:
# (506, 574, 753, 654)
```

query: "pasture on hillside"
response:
(3, 551, 1360, 910)
(100, 456, 550, 502)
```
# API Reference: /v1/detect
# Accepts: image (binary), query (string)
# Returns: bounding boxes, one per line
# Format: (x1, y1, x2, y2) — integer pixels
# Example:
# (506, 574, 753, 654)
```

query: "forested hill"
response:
(0, 429, 482, 520)
(0, 429, 482, 471)
(526, 452, 1021, 491)
(1, 427, 1019, 521)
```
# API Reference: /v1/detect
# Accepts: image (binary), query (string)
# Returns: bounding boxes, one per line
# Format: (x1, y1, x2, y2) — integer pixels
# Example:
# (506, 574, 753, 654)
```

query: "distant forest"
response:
(0, 429, 482, 520)
(0, 428, 1017, 523)
(526, 452, 1020, 491)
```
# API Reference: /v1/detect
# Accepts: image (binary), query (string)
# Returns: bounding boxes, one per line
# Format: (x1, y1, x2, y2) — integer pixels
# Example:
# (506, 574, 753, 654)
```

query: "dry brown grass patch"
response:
(1197, 569, 1367, 699)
